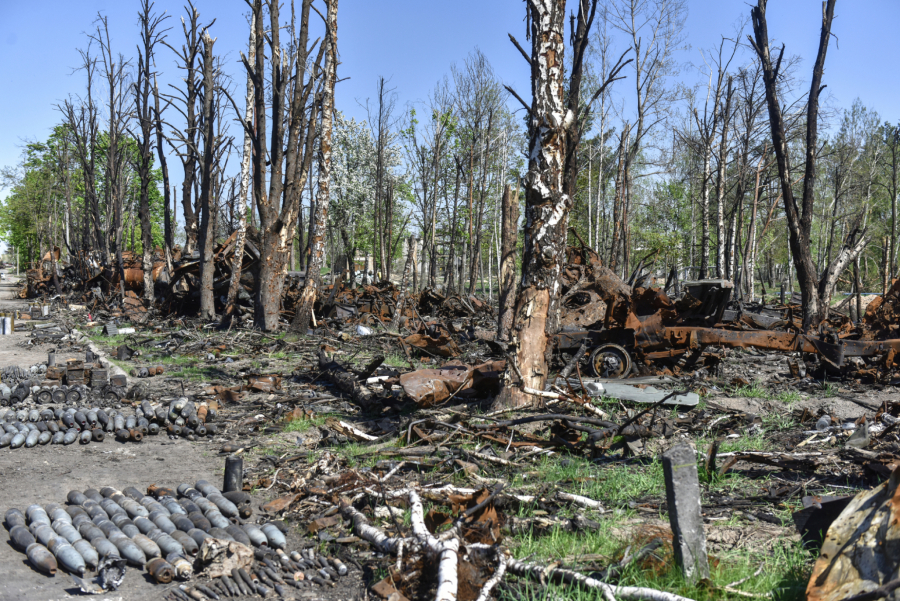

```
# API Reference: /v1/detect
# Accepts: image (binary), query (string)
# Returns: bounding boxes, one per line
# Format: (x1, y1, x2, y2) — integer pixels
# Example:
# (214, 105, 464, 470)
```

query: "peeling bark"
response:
(498, 184, 519, 342)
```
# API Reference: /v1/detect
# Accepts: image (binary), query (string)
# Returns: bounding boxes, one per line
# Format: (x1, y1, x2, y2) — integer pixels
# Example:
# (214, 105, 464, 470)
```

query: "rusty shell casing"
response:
(167, 424, 182, 436)
(46, 420, 59, 433)
(26, 542, 57, 575)
(197, 404, 208, 424)
(47, 536, 86, 575)
(128, 428, 143, 442)
(147, 557, 175, 583)
(9, 525, 36, 550)
(72, 538, 99, 569)
(137, 418, 149, 434)
(131, 532, 161, 558)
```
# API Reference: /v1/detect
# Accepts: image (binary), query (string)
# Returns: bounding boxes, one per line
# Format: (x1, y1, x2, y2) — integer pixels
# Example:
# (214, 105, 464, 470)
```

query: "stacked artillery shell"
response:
(0, 395, 221, 449)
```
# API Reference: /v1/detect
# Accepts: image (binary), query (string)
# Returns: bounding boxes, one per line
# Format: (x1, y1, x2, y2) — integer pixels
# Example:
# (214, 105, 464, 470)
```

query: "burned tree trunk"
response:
(498, 183, 519, 342)
(197, 32, 217, 321)
(749, 0, 863, 329)
(290, 0, 338, 334)
(221, 12, 255, 328)
(389, 236, 415, 333)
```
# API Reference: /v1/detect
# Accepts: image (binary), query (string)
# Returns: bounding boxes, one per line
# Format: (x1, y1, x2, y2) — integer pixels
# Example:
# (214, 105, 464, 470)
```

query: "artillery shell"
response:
(97, 409, 109, 427)
(148, 529, 184, 556)
(122, 499, 149, 519)
(61, 428, 77, 445)
(108, 533, 146, 566)
(167, 552, 193, 579)
(48, 537, 86, 575)
(26, 542, 58, 575)
(140, 401, 154, 420)
(241, 523, 268, 547)
(179, 584, 206, 601)
(132, 533, 161, 558)
(115, 429, 131, 441)
(52, 521, 83, 544)
(235, 568, 256, 595)
(50, 431, 64, 444)
(27, 504, 51, 526)
(219, 574, 239, 597)
(179, 498, 200, 514)
(186, 528, 210, 547)
(194, 583, 220, 600)
(46, 420, 59, 433)
(125, 415, 136, 430)
(113, 415, 125, 431)
(197, 404, 208, 423)
(37, 430, 52, 445)
(91, 428, 104, 442)
(67, 505, 88, 520)
(148, 422, 160, 435)
(186, 512, 211, 532)
(79, 523, 105, 542)
(204, 508, 230, 530)
(10, 432, 26, 448)
(222, 491, 251, 507)
(167, 423, 182, 436)
(84, 504, 108, 523)
(137, 417, 149, 434)
(5, 508, 26, 530)
(260, 523, 286, 549)
(224, 525, 251, 547)
(83, 489, 103, 504)
(330, 556, 348, 575)
(77, 429, 90, 444)
(262, 564, 284, 583)
(24, 429, 40, 447)
(31, 523, 59, 547)
(208, 527, 235, 542)
(205, 423, 218, 435)
(171, 514, 194, 532)
(71, 514, 90, 529)
(128, 428, 143, 442)
(72, 539, 99, 569)
(10, 525, 36, 549)
(0, 432, 12, 447)
(146, 557, 175, 583)
(74, 411, 88, 429)
(34, 421, 47, 432)
(86, 410, 98, 427)
(169, 529, 199, 556)
(149, 510, 177, 534)
(160, 497, 186, 515)
(89, 536, 119, 559)
(134, 516, 156, 535)
(229, 568, 251, 596)
(207, 493, 239, 519)
(100, 499, 125, 518)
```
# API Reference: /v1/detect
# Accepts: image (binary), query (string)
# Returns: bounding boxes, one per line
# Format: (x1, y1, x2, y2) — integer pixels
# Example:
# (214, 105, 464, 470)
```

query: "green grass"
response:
(283, 414, 328, 433)
(731, 384, 801, 405)
(501, 537, 811, 601)
(384, 353, 409, 368)
(165, 366, 219, 381)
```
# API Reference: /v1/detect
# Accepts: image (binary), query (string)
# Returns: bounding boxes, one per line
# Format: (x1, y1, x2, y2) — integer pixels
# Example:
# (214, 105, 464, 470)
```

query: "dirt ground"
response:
(0, 272, 224, 601)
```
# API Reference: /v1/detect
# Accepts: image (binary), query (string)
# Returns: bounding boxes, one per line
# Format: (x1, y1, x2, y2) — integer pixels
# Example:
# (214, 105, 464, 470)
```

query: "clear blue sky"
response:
(1, 0, 899, 186)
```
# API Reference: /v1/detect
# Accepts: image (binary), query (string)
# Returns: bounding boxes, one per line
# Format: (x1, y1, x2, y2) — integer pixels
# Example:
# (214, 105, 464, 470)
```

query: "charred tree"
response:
(197, 31, 218, 320)
(497, 183, 519, 342)
(291, 0, 338, 334)
(133, 1, 169, 306)
(749, 0, 866, 328)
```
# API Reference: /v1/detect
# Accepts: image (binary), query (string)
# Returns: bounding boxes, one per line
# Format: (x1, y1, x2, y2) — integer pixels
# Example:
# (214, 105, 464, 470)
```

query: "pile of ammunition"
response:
(0, 397, 221, 449)
(4, 480, 349, 598)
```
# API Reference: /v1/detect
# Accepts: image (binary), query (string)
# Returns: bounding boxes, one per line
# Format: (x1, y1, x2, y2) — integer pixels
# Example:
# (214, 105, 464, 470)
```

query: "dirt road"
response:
(0, 272, 223, 601)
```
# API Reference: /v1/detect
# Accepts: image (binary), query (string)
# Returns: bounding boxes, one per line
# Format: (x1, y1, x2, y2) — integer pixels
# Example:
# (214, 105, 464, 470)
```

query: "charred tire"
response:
(589, 344, 633, 378)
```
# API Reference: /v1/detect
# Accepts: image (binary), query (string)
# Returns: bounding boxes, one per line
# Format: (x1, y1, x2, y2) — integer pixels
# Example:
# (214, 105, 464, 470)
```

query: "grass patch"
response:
(283, 414, 328, 433)
(383, 353, 409, 368)
(732, 384, 770, 400)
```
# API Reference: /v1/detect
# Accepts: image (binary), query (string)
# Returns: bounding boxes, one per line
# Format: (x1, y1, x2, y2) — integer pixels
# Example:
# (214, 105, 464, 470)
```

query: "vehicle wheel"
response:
(589, 344, 632, 378)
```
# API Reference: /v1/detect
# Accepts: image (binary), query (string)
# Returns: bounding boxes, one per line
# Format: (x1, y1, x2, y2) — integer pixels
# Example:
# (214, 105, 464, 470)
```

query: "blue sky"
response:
(1, 0, 899, 191)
